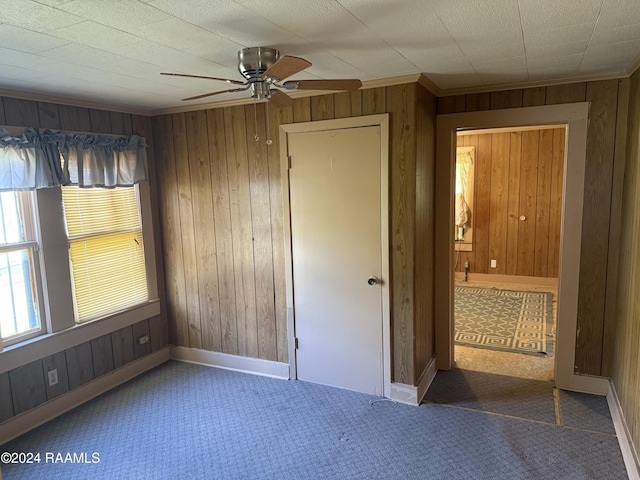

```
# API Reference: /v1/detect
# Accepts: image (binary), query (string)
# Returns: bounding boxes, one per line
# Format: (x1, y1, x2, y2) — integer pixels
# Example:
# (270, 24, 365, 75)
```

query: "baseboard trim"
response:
(0, 348, 170, 446)
(171, 346, 290, 380)
(607, 380, 640, 480)
(454, 272, 558, 288)
(390, 358, 437, 406)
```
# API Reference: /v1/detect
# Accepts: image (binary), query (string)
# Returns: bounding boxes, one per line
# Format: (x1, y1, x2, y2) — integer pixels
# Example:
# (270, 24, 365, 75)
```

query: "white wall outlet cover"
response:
(490, 259, 497, 268)
(48, 368, 58, 387)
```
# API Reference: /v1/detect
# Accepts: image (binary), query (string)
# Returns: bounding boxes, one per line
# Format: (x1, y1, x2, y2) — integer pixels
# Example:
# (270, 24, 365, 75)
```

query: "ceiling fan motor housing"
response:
(238, 47, 279, 80)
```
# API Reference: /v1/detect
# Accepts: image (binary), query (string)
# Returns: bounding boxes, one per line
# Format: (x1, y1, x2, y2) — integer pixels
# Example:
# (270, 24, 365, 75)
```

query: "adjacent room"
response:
(1, 1, 640, 478)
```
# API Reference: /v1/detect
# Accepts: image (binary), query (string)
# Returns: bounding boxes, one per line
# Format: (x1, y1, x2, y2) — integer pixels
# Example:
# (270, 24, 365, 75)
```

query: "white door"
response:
(288, 125, 383, 395)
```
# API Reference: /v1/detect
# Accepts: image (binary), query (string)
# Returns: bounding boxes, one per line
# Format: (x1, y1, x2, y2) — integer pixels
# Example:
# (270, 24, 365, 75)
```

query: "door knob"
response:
(367, 276, 378, 286)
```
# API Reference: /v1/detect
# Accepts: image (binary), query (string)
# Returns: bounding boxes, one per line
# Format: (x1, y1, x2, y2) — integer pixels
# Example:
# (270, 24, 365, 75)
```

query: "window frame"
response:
(0, 190, 47, 348)
(0, 178, 159, 361)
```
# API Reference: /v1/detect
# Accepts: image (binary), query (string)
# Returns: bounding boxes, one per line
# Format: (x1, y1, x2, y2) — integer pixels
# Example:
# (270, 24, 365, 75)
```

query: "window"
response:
(0, 191, 43, 345)
(62, 186, 148, 323)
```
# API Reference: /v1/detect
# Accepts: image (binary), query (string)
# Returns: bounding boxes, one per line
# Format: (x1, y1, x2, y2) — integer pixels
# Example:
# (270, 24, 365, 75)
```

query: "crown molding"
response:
(627, 52, 640, 77)
(0, 87, 152, 116)
(417, 73, 443, 96)
(435, 70, 629, 97)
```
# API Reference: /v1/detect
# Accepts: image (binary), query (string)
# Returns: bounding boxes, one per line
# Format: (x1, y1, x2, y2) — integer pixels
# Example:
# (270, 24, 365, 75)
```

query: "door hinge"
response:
(294, 337, 299, 349)
(288, 155, 292, 169)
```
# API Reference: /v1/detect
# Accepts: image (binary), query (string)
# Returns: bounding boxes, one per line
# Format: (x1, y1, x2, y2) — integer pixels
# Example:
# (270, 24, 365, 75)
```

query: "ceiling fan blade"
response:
(181, 87, 247, 101)
(161, 72, 246, 86)
(262, 55, 311, 81)
(268, 89, 294, 109)
(283, 79, 362, 91)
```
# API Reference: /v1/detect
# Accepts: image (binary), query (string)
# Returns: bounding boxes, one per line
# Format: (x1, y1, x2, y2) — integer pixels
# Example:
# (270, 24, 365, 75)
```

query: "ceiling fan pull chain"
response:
(265, 102, 272, 146)
(253, 103, 259, 142)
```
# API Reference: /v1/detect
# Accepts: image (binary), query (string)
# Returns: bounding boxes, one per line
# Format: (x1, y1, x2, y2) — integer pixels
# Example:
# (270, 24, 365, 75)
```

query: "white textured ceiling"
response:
(1, 0, 639, 113)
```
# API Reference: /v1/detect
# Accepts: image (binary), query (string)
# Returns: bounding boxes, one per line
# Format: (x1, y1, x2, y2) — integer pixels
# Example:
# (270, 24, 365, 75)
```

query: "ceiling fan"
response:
(161, 47, 362, 108)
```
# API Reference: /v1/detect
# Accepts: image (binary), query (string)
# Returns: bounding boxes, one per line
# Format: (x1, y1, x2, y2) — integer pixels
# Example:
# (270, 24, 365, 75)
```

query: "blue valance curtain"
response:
(0, 127, 147, 191)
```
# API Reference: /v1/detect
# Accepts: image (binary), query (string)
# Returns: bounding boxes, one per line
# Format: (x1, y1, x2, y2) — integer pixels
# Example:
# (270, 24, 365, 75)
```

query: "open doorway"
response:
(452, 126, 564, 382)
(435, 102, 608, 394)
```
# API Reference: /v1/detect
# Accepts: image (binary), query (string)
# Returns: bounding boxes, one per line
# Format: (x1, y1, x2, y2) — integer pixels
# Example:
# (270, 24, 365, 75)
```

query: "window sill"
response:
(0, 299, 161, 374)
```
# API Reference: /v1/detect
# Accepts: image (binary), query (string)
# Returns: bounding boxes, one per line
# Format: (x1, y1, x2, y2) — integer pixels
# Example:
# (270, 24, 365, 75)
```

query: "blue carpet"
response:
(1, 361, 627, 479)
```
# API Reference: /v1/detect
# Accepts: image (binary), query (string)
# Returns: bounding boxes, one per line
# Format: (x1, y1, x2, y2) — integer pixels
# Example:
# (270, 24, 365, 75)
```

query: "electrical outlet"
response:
(490, 259, 497, 268)
(137, 335, 149, 345)
(48, 368, 58, 387)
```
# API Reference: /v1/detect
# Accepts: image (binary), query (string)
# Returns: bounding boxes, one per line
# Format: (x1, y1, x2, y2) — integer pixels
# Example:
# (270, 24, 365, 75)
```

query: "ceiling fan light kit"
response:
(161, 47, 362, 106)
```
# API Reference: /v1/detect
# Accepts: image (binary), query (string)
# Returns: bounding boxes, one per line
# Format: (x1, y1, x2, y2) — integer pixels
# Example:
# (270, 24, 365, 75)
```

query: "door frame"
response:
(280, 114, 391, 397)
(435, 102, 609, 395)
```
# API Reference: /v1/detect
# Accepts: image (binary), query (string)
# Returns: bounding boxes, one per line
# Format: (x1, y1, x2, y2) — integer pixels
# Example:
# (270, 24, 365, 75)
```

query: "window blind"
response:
(62, 187, 148, 322)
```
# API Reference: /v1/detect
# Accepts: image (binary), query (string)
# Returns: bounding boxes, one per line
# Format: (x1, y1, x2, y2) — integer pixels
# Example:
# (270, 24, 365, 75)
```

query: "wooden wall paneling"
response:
(490, 90, 523, 110)
(172, 113, 203, 349)
(89, 109, 113, 134)
(267, 104, 293, 363)
(545, 83, 586, 105)
(311, 94, 335, 121)
(437, 96, 455, 114)
(522, 87, 546, 107)
(517, 130, 539, 276)
(465, 92, 490, 112)
(151, 115, 187, 346)
(3, 98, 39, 126)
(36, 102, 61, 129)
(506, 132, 522, 276)
(149, 315, 169, 352)
(132, 319, 152, 359)
(439, 95, 466, 114)
(334, 91, 362, 118)
(292, 97, 311, 123)
(0, 97, 5, 124)
(65, 342, 94, 390)
(42, 351, 69, 400)
(91, 334, 115, 378)
(205, 108, 239, 355)
(110, 111, 133, 135)
(474, 133, 492, 273)
(547, 128, 565, 277)
(58, 105, 91, 131)
(533, 128, 554, 277)
(111, 325, 135, 368)
(575, 79, 619, 375)
(488, 133, 510, 274)
(602, 78, 631, 376)
(0, 371, 14, 423)
(414, 85, 436, 381)
(387, 83, 417, 383)
(246, 104, 278, 361)
(224, 105, 259, 358)
(9, 360, 46, 415)
(611, 69, 640, 454)
(185, 109, 221, 352)
(362, 87, 386, 115)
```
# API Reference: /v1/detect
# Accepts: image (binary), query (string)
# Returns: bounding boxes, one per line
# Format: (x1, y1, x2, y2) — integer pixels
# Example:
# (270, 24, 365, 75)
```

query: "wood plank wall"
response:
(152, 83, 438, 385)
(612, 69, 640, 458)
(0, 96, 168, 424)
(439, 79, 628, 376)
(454, 127, 564, 277)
